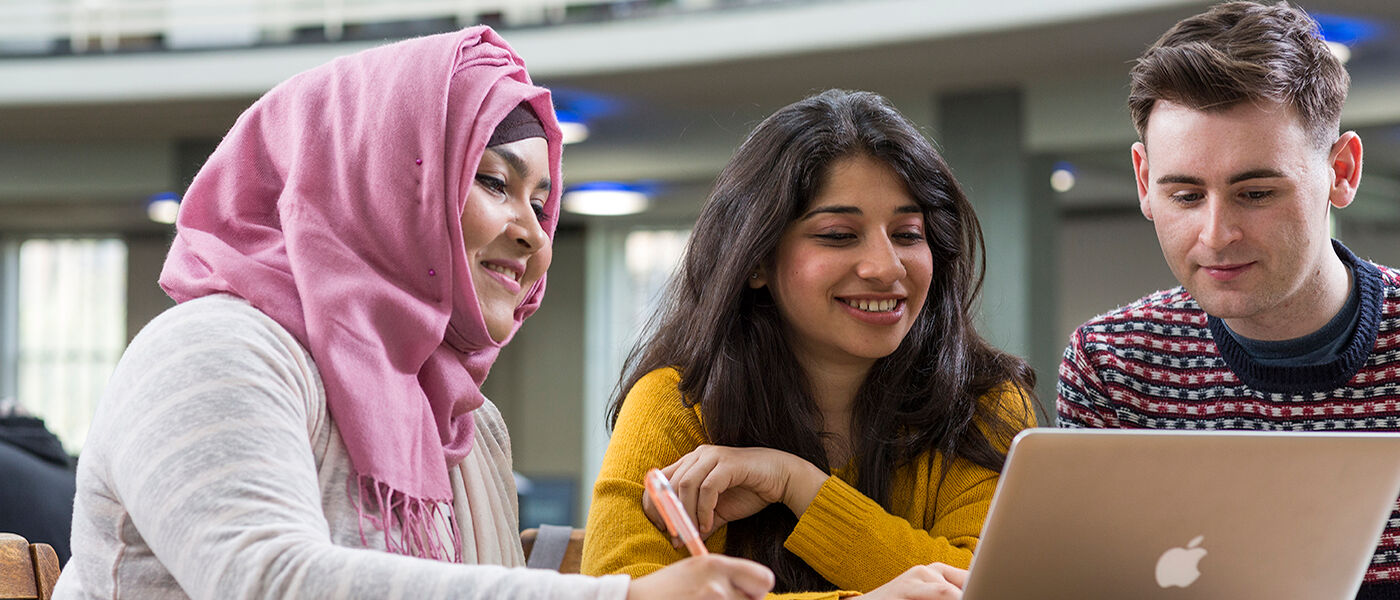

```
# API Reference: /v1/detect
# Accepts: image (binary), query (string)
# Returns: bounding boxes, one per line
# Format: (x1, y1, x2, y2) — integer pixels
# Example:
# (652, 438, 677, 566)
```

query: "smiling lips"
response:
(842, 298, 899, 312)
(838, 296, 906, 325)
(1200, 262, 1253, 282)
(481, 260, 525, 294)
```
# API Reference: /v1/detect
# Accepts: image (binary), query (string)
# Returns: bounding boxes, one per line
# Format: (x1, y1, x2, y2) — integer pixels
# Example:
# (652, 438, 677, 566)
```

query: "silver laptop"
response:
(961, 429, 1400, 599)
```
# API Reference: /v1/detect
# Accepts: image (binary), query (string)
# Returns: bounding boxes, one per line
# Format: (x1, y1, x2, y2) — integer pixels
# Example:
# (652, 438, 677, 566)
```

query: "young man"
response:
(1057, 2, 1400, 598)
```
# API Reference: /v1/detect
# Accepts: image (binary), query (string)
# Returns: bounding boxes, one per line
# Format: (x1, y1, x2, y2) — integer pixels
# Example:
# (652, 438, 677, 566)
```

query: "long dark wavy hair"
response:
(607, 89, 1036, 593)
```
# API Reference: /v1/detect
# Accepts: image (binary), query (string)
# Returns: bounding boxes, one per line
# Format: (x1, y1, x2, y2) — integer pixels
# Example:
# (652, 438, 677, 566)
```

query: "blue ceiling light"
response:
(146, 191, 181, 224)
(1311, 13, 1382, 46)
(550, 87, 625, 121)
(1050, 161, 1076, 193)
(562, 181, 651, 216)
(549, 87, 629, 145)
(1311, 13, 1383, 63)
(555, 109, 589, 144)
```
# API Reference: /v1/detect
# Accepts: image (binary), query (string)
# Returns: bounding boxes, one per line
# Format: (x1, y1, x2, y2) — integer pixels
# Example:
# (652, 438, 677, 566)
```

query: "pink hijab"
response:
(159, 26, 562, 560)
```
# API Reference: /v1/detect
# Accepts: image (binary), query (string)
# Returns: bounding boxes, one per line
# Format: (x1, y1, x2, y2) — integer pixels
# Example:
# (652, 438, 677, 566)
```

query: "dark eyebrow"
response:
(486, 146, 551, 192)
(1227, 168, 1285, 185)
(1155, 174, 1205, 186)
(799, 203, 922, 220)
(1155, 169, 1286, 187)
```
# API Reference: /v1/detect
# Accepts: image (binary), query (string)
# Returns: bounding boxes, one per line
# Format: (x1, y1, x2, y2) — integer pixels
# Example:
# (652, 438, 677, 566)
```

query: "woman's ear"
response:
(747, 267, 768, 289)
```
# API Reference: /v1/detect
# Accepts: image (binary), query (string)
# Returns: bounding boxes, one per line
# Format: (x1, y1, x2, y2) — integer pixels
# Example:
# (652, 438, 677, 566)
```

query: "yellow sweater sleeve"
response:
(581, 368, 717, 578)
(581, 368, 854, 599)
(784, 385, 1037, 593)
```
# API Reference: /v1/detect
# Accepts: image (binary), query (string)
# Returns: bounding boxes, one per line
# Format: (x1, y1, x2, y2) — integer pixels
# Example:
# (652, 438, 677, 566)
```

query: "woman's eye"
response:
(894, 231, 926, 244)
(475, 174, 507, 194)
(532, 201, 552, 223)
(814, 232, 856, 242)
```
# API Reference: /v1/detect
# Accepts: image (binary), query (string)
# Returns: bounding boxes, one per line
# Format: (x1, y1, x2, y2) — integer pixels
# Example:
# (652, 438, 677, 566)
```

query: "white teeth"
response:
(484, 263, 519, 282)
(842, 298, 898, 312)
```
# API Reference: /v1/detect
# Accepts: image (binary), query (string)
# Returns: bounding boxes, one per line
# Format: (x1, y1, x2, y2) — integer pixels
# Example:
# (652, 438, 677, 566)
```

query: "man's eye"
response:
(1243, 190, 1275, 201)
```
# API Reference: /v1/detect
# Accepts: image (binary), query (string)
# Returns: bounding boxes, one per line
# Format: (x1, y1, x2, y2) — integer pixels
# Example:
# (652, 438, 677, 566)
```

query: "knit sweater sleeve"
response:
(581, 368, 717, 577)
(784, 385, 1035, 593)
(580, 368, 855, 600)
(57, 297, 628, 600)
(1056, 325, 1118, 428)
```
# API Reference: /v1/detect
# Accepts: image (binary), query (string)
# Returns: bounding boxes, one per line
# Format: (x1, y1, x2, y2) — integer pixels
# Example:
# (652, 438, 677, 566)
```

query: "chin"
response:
(846, 344, 902, 362)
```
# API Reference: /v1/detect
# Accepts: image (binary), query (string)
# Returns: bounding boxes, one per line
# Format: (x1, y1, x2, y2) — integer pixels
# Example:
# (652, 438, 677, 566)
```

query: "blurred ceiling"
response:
(2, 0, 1399, 228)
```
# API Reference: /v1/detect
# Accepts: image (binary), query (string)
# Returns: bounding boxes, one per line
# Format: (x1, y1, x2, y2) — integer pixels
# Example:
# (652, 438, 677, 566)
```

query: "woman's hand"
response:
(641, 445, 828, 539)
(859, 564, 968, 599)
(626, 554, 775, 600)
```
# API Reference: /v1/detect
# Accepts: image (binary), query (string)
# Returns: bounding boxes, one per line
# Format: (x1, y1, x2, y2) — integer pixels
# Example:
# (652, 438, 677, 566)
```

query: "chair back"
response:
(0, 533, 59, 600)
(520, 526, 585, 574)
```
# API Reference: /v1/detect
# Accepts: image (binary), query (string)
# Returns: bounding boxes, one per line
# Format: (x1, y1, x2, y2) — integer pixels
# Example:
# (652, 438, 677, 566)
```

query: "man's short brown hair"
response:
(1128, 1, 1349, 149)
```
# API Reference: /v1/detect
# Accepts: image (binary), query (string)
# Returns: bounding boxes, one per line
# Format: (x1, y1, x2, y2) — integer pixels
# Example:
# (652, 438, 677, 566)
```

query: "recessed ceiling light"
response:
(562, 183, 649, 216)
(147, 192, 181, 224)
(559, 120, 589, 144)
(1325, 40, 1351, 64)
(1050, 162, 1076, 193)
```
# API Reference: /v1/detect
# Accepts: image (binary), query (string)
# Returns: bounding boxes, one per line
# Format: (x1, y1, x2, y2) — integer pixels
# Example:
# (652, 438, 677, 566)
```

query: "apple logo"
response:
(1155, 535, 1207, 588)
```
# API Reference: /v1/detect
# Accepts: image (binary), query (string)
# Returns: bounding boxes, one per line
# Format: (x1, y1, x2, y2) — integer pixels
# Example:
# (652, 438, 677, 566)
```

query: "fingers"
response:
(722, 555, 776, 599)
(703, 555, 775, 600)
(696, 463, 732, 534)
(668, 446, 718, 533)
(640, 485, 668, 535)
(629, 555, 775, 600)
(891, 564, 964, 600)
(928, 563, 968, 589)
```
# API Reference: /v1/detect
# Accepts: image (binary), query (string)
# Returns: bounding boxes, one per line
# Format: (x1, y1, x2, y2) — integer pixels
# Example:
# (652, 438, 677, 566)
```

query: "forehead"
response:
(1143, 100, 1318, 173)
(811, 155, 914, 204)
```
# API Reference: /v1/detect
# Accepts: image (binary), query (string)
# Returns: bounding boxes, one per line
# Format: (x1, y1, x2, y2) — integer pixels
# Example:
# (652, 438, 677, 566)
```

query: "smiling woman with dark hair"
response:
(581, 89, 1036, 598)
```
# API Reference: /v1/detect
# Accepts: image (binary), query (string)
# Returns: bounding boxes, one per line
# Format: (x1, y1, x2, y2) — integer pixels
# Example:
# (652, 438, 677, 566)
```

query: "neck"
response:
(1224, 248, 1352, 341)
(792, 351, 870, 466)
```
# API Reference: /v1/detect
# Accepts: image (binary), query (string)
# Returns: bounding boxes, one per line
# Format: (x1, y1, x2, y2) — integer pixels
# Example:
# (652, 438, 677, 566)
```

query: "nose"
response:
(510, 204, 549, 254)
(1197, 196, 1242, 250)
(855, 237, 907, 284)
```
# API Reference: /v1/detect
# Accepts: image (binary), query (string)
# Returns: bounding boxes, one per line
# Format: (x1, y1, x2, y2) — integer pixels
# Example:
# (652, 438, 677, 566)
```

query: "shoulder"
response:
(973, 383, 1037, 451)
(1066, 287, 1211, 365)
(103, 294, 323, 426)
(615, 367, 705, 442)
(976, 383, 1037, 428)
(1073, 286, 1203, 334)
(1374, 262, 1400, 292)
(131, 294, 310, 363)
(624, 367, 686, 411)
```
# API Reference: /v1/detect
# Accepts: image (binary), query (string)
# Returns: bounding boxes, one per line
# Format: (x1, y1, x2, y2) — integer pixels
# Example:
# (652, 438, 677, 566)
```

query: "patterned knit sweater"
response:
(1057, 242, 1400, 600)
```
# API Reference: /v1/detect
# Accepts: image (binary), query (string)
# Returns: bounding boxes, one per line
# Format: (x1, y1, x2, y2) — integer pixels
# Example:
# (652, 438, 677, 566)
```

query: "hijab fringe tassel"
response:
(352, 474, 464, 562)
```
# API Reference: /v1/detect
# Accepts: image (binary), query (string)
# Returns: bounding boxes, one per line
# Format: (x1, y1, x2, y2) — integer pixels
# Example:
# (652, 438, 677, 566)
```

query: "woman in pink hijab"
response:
(54, 27, 771, 600)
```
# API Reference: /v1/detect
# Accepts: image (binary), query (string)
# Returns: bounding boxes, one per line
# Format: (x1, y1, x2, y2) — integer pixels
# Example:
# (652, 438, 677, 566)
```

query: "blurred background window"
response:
(9, 238, 127, 454)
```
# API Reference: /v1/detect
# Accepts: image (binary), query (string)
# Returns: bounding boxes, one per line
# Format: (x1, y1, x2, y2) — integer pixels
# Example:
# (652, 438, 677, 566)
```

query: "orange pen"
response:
(644, 468, 709, 556)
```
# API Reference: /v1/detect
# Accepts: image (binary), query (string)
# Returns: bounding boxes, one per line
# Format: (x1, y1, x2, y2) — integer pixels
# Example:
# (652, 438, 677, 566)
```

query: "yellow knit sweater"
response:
(581, 367, 1035, 599)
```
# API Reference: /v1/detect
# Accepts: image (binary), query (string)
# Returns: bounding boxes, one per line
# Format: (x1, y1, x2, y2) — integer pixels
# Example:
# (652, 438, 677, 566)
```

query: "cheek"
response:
(459, 192, 503, 256)
(907, 252, 935, 305)
(526, 244, 553, 285)
(774, 254, 827, 298)
(1151, 213, 1195, 253)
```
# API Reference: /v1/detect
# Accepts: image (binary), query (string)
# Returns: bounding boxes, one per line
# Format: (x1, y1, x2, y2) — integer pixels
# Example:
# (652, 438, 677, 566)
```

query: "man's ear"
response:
(1328, 131, 1363, 210)
(1132, 141, 1153, 221)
